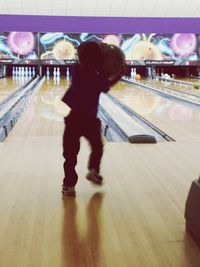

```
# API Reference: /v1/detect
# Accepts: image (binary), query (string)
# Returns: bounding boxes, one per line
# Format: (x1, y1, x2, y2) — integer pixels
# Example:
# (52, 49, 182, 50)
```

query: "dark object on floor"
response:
(185, 179, 200, 247)
(128, 134, 157, 144)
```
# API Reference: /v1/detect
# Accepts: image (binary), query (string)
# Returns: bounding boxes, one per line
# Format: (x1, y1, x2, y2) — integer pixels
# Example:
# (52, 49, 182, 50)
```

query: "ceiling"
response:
(0, 0, 200, 18)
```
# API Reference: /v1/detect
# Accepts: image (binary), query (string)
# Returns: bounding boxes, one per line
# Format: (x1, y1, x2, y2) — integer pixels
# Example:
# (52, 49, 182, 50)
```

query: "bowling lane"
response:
(7, 78, 70, 140)
(110, 81, 200, 141)
(0, 77, 28, 103)
(144, 78, 200, 97)
(39, 78, 70, 123)
(99, 93, 165, 141)
(178, 77, 200, 85)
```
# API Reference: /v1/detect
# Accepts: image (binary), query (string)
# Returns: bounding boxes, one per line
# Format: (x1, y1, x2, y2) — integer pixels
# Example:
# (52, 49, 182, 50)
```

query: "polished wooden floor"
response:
(111, 80, 200, 141)
(0, 77, 200, 267)
(0, 77, 27, 102)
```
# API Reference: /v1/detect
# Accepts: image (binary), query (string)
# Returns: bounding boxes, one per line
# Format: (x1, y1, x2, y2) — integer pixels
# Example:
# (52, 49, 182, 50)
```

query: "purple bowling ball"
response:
(7, 32, 35, 56)
(170, 34, 196, 57)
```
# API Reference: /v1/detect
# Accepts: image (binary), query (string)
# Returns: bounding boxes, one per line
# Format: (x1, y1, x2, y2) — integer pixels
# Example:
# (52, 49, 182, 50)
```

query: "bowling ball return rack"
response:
(98, 92, 174, 143)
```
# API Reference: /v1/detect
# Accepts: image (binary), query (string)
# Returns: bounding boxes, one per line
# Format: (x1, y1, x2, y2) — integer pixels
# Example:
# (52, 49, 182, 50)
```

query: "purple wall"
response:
(0, 14, 199, 33)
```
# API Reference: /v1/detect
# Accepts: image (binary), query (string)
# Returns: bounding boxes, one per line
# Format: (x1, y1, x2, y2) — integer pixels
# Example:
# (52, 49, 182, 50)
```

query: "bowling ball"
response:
(77, 41, 103, 69)
(135, 74, 141, 80)
(100, 43, 126, 79)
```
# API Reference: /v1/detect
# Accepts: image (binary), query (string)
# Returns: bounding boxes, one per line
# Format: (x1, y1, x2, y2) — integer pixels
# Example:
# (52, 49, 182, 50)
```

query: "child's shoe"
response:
(86, 169, 103, 184)
(62, 185, 76, 196)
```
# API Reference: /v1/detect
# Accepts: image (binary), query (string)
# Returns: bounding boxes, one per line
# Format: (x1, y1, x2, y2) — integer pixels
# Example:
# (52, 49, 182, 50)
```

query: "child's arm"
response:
(101, 64, 126, 93)
(108, 73, 123, 86)
(107, 65, 126, 86)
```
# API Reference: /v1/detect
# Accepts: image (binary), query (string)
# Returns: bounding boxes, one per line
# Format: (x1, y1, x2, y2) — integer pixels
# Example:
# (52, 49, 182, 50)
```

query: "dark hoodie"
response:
(62, 63, 110, 118)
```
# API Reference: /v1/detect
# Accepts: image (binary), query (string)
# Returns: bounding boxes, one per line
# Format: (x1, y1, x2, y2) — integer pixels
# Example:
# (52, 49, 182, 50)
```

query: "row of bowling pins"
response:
(131, 68, 137, 79)
(46, 67, 70, 79)
(46, 67, 60, 78)
(12, 66, 36, 77)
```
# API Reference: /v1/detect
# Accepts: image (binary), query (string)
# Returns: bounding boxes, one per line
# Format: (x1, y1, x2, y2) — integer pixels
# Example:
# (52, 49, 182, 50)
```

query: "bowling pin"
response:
(2, 65, 6, 77)
(21, 67, 24, 76)
(12, 66, 15, 76)
(46, 67, 50, 78)
(130, 68, 134, 79)
(53, 67, 57, 77)
(29, 67, 32, 76)
(57, 67, 60, 78)
(25, 67, 28, 76)
(134, 68, 137, 77)
(32, 67, 35, 77)
(66, 67, 70, 80)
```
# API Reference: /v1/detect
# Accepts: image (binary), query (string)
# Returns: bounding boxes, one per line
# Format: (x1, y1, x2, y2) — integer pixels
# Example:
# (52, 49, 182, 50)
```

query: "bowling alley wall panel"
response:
(0, 32, 199, 65)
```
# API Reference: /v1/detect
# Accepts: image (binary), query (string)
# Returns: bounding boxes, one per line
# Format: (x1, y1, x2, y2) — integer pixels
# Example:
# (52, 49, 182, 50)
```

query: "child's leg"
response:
(63, 117, 80, 187)
(84, 118, 103, 173)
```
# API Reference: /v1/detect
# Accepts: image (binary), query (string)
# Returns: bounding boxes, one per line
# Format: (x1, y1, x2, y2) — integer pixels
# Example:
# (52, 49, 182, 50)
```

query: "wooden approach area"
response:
(0, 78, 200, 267)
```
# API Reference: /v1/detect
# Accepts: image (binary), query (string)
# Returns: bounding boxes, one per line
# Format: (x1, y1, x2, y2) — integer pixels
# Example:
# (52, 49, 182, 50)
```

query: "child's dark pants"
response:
(63, 111, 103, 187)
